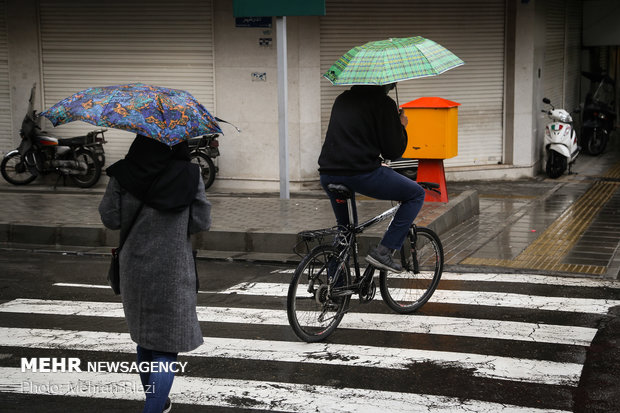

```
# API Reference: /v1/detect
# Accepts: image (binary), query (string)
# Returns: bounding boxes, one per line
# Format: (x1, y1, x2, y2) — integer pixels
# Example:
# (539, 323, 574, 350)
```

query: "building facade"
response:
(0, 0, 609, 191)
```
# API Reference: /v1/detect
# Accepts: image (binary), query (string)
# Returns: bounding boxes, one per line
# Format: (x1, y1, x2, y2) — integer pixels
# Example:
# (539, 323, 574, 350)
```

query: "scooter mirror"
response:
(542, 97, 551, 104)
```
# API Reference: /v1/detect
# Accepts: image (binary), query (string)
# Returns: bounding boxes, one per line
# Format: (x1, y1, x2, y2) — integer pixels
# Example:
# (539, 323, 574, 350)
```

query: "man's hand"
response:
(399, 109, 408, 128)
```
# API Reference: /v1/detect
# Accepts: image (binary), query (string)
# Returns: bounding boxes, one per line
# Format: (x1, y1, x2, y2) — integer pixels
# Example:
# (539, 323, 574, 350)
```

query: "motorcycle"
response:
(1, 84, 106, 188)
(542, 97, 579, 179)
(188, 133, 220, 189)
(580, 71, 616, 155)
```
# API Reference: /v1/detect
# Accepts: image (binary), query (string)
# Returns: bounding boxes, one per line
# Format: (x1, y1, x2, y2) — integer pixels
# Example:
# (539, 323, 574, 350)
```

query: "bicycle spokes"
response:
(287, 245, 351, 342)
(380, 227, 443, 314)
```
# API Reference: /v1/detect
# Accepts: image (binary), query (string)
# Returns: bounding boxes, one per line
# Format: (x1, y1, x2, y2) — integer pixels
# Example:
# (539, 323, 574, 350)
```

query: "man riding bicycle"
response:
(318, 83, 425, 273)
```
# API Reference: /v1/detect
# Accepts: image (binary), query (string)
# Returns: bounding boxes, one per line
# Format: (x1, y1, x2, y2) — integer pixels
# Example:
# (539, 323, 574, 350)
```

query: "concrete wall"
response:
(505, 0, 561, 174)
(212, 0, 322, 191)
(511, 0, 539, 169)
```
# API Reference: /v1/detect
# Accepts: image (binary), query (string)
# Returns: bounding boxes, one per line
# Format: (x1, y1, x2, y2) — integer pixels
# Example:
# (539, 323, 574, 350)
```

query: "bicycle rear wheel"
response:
(380, 226, 443, 314)
(287, 245, 350, 342)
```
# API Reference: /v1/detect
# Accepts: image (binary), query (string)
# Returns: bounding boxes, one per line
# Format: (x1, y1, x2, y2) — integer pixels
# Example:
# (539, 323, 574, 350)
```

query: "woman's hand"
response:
(399, 109, 408, 128)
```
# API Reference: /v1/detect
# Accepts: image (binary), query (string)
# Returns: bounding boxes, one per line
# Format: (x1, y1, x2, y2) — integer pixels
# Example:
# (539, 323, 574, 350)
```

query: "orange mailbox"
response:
(400, 97, 461, 203)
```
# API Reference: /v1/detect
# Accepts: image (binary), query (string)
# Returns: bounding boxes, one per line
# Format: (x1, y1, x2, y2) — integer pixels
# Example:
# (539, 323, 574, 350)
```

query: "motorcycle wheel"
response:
(1, 152, 37, 185)
(190, 152, 216, 189)
(585, 128, 607, 156)
(71, 149, 101, 188)
(546, 151, 567, 179)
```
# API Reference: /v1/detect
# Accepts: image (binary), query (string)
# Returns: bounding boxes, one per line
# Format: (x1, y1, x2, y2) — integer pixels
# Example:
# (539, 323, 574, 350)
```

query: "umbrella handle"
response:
(215, 117, 241, 133)
(395, 84, 400, 108)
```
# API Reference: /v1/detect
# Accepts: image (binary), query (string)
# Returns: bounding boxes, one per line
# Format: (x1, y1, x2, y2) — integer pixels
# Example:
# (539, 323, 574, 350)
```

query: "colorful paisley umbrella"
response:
(324, 36, 464, 86)
(41, 83, 222, 146)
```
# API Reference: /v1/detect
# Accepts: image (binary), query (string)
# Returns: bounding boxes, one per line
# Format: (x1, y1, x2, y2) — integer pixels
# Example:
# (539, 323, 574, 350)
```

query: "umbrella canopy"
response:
(323, 36, 464, 86)
(41, 83, 222, 146)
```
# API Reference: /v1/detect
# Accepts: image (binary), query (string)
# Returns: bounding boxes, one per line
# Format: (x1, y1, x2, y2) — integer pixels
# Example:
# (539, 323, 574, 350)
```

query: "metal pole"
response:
(276, 16, 290, 199)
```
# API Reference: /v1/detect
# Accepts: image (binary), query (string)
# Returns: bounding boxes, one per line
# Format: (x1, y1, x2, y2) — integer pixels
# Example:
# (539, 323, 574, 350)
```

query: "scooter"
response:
(1, 84, 106, 188)
(580, 71, 616, 155)
(541, 97, 579, 179)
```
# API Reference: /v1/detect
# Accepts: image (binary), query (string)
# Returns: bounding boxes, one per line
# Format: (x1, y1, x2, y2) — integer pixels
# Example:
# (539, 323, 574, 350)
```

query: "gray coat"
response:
(98, 176, 211, 353)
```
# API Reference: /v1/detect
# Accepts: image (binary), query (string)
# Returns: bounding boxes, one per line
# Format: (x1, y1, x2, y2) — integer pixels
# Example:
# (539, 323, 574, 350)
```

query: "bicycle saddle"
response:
(327, 184, 353, 199)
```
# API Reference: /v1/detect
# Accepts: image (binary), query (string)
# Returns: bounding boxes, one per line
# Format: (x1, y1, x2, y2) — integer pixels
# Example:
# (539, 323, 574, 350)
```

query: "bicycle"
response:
(286, 182, 444, 342)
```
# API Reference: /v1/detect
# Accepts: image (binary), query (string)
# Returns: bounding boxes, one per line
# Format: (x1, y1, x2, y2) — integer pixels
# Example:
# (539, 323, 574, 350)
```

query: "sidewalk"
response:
(0, 172, 478, 263)
(2, 141, 619, 274)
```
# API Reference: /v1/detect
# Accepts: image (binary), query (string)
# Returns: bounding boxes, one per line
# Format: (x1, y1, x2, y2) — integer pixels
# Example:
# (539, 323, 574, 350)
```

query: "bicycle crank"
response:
(359, 279, 376, 303)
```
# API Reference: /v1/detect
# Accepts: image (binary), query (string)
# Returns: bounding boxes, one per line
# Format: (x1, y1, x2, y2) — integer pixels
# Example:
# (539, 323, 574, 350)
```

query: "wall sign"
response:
(235, 17, 272, 28)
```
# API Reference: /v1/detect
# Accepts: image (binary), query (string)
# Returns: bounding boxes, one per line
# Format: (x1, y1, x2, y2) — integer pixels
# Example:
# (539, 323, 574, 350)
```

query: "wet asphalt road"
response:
(1, 250, 619, 412)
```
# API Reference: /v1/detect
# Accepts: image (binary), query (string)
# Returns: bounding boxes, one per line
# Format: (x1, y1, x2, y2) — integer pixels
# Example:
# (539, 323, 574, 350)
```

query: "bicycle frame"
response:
(331, 201, 401, 291)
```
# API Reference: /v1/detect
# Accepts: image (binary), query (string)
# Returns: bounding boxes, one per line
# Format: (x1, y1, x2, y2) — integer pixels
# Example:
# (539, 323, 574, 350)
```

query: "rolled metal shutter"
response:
(543, 0, 566, 107)
(564, 0, 582, 112)
(0, 0, 11, 154)
(320, 0, 506, 167)
(543, 0, 582, 116)
(38, 0, 216, 165)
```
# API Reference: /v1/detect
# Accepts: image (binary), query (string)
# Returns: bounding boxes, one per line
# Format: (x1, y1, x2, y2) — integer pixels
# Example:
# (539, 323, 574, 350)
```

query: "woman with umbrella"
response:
(98, 134, 211, 412)
(41, 84, 218, 412)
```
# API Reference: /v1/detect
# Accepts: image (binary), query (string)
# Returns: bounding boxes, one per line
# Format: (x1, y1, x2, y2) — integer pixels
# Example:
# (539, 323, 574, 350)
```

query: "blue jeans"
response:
(320, 166, 425, 250)
(136, 345, 178, 413)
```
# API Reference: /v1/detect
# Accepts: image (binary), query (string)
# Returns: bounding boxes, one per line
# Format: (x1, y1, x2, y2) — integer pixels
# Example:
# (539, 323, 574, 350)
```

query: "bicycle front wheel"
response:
(380, 226, 443, 314)
(287, 245, 350, 342)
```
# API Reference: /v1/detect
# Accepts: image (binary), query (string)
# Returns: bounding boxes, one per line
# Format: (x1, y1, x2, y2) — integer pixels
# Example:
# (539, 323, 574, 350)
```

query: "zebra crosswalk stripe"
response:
(0, 327, 583, 385)
(51, 280, 620, 314)
(271, 270, 620, 288)
(0, 367, 571, 413)
(215, 282, 620, 314)
(0, 298, 598, 346)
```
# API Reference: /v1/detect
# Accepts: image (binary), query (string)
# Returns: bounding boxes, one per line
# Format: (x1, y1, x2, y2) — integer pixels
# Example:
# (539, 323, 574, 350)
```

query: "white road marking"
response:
(218, 282, 620, 314)
(53, 281, 620, 314)
(0, 367, 571, 413)
(271, 269, 620, 288)
(0, 327, 583, 386)
(0, 298, 597, 346)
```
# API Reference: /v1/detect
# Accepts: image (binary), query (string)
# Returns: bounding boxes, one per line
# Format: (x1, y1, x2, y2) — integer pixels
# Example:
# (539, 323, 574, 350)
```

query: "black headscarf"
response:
(106, 134, 200, 212)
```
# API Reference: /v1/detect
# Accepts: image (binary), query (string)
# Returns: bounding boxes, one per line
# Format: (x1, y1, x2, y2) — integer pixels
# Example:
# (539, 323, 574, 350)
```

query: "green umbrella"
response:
(323, 36, 464, 86)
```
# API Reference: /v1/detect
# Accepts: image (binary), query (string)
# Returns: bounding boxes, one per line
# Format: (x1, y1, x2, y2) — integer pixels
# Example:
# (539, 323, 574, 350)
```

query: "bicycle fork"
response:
(401, 225, 420, 273)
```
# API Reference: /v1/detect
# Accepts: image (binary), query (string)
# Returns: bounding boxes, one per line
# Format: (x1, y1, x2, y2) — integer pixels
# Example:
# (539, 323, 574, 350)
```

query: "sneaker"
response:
(162, 398, 172, 413)
(365, 246, 403, 273)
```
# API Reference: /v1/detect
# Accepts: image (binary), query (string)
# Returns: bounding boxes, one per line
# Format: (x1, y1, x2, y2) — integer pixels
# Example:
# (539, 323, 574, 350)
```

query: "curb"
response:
(0, 190, 478, 261)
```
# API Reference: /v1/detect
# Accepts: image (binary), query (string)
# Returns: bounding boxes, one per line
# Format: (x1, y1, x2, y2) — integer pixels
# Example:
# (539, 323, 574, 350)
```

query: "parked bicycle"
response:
(287, 181, 444, 342)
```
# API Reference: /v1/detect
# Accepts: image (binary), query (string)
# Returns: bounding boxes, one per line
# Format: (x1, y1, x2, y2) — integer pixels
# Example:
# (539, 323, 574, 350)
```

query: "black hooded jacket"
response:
(318, 85, 407, 176)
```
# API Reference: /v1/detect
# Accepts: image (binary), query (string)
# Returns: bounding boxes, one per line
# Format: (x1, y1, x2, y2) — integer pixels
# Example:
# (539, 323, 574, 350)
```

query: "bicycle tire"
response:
(287, 244, 350, 342)
(380, 226, 443, 314)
